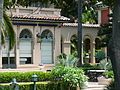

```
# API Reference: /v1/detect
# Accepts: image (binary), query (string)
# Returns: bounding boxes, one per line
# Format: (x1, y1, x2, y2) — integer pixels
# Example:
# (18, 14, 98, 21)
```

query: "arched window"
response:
(19, 29, 33, 64)
(95, 38, 102, 63)
(41, 30, 53, 64)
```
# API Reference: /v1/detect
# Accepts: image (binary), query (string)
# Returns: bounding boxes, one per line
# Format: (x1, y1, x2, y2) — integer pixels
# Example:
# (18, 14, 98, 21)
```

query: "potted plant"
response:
(97, 59, 113, 85)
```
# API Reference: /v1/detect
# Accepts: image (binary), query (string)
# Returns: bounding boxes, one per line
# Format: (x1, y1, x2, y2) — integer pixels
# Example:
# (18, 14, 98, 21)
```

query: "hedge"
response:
(0, 71, 51, 83)
(0, 82, 75, 90)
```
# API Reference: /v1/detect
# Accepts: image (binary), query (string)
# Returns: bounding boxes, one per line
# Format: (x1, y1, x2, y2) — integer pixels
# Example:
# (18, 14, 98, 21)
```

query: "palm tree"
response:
(0, 0, 3, 50)
(0, 0, 15, 50)
(0, 0, 15, 68)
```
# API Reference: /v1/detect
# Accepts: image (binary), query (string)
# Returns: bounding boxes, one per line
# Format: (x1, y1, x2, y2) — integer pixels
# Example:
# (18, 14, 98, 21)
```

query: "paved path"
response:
(83, 82, 107, 90)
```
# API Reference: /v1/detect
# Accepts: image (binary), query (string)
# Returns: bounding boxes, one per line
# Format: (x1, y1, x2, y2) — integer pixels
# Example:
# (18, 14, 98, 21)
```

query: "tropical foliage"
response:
(103, 71, 114, 79)
(57, 53, 78, 67)
(98, 24, 111, 47)
(99, 58, 112, 71)
(82, 0, 98, 23)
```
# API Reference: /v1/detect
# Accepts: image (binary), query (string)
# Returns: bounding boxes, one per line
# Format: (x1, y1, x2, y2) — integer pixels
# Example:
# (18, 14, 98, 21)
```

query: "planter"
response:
(97, 76, 112, 85)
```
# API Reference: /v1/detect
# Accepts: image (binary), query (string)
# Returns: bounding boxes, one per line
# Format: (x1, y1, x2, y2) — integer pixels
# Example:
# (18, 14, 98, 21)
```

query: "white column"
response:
(16, 25, 20, 68)
(81, 41, 84, 64)
(34, 26, 41, 66)
(91, 42, 96, 64)
(54, 27, 61, 64)
(16, 49, 20, 68)
(103, 47, 107, 59)
(63, 41, 71, 55)
(32, 26, 36, 65)
(98, 10, 101, 24)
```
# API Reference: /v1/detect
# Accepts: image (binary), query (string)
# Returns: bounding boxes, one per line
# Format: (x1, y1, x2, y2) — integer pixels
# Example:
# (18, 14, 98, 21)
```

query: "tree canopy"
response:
(4, 0, 114, 24)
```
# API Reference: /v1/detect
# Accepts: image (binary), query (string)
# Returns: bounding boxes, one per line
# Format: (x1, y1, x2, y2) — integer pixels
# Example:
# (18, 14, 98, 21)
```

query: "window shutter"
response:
(41, 39, 53, 64)
(20, 39, 32, 57)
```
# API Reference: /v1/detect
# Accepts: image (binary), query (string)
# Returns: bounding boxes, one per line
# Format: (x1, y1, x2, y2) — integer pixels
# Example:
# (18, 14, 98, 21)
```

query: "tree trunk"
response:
(0, 0, 3, 69)
(108, 0, 120, 89)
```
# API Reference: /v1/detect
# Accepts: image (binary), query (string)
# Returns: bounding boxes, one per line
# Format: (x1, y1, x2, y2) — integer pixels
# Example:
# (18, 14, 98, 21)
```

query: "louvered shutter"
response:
(19, 39, 32, 57)
(41, 38, 53, 64)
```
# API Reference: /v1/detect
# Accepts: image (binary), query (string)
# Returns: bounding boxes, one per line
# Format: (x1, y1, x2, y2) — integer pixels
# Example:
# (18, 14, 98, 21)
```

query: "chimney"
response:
(96, 2, 110, 24)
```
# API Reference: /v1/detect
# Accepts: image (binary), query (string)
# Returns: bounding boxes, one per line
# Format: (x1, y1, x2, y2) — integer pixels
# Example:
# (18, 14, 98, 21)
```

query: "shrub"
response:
(0, 71, 51, 83)
(55, 54, 88, 89)
(51, 66, 88, 88)
(81, 63, 100, 73)
(95, 50, 105, 61)
(0, 82, 69, 90)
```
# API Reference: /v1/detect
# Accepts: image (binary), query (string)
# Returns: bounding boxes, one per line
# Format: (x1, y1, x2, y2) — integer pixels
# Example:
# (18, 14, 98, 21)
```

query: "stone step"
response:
(83, 82, 107, 90)
(84, 88, 104, 90)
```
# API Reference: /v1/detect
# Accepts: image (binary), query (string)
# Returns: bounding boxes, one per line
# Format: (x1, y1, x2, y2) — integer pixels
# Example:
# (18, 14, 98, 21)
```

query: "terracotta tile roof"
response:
(62, 23, 100, 27)
(12, 14, 70, 21)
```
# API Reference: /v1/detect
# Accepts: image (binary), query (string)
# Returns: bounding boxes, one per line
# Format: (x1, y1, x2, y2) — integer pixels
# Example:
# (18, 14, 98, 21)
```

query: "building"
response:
(0, 4, 109, 71)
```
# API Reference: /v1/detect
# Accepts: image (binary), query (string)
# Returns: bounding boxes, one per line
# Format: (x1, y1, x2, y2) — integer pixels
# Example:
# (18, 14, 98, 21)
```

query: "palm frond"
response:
(0, 23, 5, 46)
(3, 11, 15, 50)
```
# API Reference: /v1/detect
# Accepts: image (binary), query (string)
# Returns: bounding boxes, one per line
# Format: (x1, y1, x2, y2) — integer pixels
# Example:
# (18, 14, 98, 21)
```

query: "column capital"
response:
(92, 42, 95, 44)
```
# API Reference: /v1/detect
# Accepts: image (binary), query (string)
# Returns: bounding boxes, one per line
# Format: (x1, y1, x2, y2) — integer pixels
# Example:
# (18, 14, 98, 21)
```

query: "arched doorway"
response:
(41, 30, 53, 64)
(19, 29, 33, 64)
(83, 38, 91, 63)
(95, 38, 101, 50)
(61, 36, 63, 53)
(70, 34, 77, 56)
(95, 38, 104, 63)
